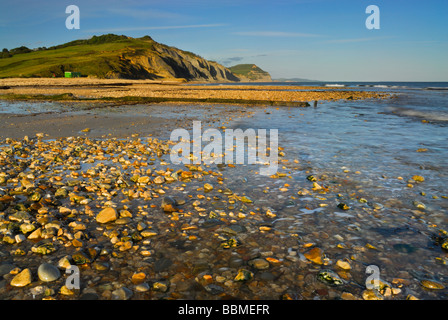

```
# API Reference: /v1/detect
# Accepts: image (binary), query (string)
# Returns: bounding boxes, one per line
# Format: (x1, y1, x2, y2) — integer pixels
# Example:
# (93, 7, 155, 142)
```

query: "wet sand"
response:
(0, 101, 254, 140)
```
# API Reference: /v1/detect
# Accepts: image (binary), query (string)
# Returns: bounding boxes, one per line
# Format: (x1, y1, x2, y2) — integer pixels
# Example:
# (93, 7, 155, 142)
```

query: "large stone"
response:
(96, 207, 118, 223)
(153, 176, 165, 185)
(248, 258, 270, 270)
(204, 183, 213, 192)
(161, 196, 177, 213)
(15, 234, 26, 243)
(93, 261, 110, 272)
(234, 269, 253, 282)
(38, 263, 61, 282)
(2, 233, 15, 244)
(111, 287, 133, 300)
(55, 188, 68, 198)
(131, 272, 146, 285)
(27, 228, 42, 240)
(20, 223, 36, 234)
(152, 281, 169, 292)
(8, 211, 32, 222)
(304, 247, 324, 265)
(336, 260, 351, 270)
(317, 269, 344, 286)
(31, 242, 56, 255)
(60, 285, 76, 296)
(115, 217, 131, 225)
(137, 176, 150, 184)
(21, 178, 34, 189)
(420, 279, 445, 290)
(413, 201, 426, 209)
(412, 175, 425, 182)
(72, 250, 92, 265)
(140, 230, 158, 238)
(441, 239, 448, 251)
(57, 256, 73, 269)
(10, 268, 32, 287)
(362, 289, 383, 300)
(135, 283, 150, 292)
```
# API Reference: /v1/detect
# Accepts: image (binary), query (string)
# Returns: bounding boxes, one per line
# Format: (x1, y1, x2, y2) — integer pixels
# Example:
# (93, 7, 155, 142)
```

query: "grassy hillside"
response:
(0, 34, 230, 80)
(0, 36, 150, 78)
(229, 64, 261, 75)
(228, 64, 271, 81)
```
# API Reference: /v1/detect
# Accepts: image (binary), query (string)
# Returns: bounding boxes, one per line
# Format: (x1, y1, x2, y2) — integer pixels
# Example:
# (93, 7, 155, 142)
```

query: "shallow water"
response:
(0, 101, 63, 115)
(231, 87, 448, 197)
(218, 86, 448, 298)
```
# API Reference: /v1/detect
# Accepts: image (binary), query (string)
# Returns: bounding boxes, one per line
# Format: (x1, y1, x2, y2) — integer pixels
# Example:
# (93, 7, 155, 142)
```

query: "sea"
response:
(222, 81, 448, 189)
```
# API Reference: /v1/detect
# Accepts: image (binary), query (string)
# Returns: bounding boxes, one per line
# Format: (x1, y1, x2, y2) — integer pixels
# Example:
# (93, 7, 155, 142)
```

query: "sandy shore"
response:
(0, 78, 390, 105)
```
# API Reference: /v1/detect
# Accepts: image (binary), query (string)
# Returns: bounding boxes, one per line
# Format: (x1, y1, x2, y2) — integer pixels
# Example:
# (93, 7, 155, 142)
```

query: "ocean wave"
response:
(356, 84, 409, 90)
(387, 107, 448, 122)
(359, 84, 413, 89)
(324, 84, 346, 87)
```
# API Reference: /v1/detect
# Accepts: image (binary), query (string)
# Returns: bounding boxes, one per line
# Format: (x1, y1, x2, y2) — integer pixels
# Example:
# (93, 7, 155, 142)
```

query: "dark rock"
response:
(0, 263, 15, 277)
(112, 287, 133, 300)
(201, 218, 224, 228)
(161, 196, 177, 212)
(79, 292, 99, 300)
(204, 284, 225, 295)
(72, 250, 92, 265)
(154, 258, 172, 272)
(317, 270, 344, 286)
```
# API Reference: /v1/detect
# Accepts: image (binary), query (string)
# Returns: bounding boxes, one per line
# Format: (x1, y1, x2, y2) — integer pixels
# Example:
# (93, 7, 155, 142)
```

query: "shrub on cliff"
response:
(0, 48, 11, 59)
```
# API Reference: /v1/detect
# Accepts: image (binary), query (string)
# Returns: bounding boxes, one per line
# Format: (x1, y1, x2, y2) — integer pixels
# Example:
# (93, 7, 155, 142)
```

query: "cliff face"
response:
(137, 44, 237, 81)
(108, 43, 240, 82)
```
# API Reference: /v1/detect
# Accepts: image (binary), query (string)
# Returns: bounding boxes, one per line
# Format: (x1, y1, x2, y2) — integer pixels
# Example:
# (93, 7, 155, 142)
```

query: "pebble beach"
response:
(0, 79, 447, 301)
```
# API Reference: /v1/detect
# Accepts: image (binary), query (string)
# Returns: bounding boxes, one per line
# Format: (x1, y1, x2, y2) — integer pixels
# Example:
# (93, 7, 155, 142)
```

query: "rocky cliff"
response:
(228, 64, 272, 82)
(113, 42, 240, 82)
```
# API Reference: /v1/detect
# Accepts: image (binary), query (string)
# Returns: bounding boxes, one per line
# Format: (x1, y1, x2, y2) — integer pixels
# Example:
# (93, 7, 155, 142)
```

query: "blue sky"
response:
(1, 0, 447, 81)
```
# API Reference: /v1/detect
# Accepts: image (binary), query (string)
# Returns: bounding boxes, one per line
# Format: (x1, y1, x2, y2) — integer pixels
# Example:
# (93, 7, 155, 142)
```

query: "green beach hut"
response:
(64, 71, 81, 78)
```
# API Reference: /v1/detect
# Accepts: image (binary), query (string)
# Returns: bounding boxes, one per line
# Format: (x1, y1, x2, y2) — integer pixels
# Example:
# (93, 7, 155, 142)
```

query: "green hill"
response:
(228, 64, 272, 82)
(0, 34, 240, 82)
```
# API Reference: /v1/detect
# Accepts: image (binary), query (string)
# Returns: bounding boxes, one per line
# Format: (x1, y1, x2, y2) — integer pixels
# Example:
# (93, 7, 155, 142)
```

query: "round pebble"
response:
(420, 279, 446, 290)
(38, 263, 61, 282)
